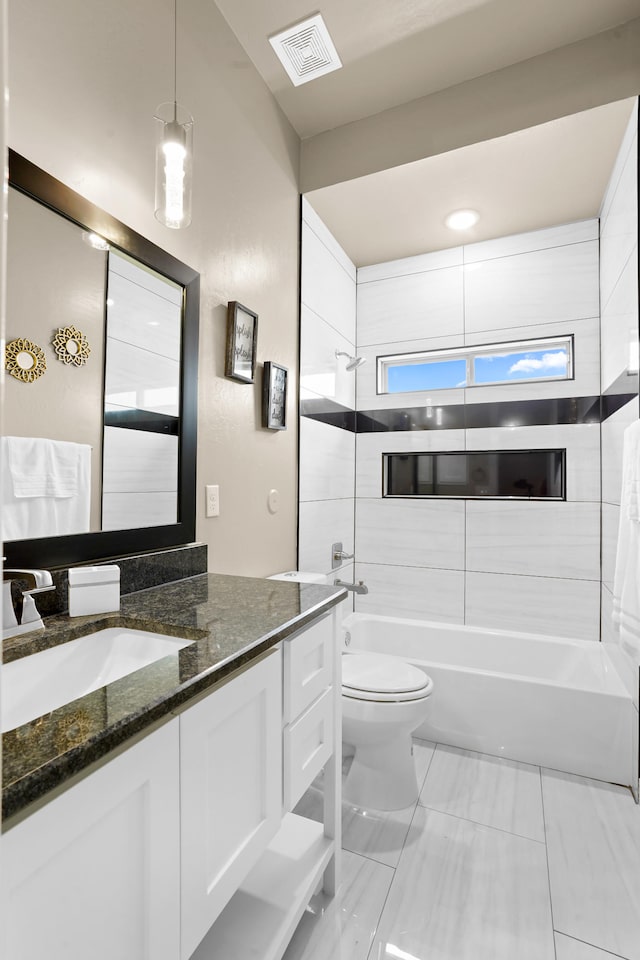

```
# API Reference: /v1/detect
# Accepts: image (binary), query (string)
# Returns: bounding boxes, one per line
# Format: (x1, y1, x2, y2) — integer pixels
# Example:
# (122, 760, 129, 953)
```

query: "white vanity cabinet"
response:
(2, 607, 341, 960)
(3, 719, 181, 960)
(191, 609, 341, 960)
(180, 646, 284, 960)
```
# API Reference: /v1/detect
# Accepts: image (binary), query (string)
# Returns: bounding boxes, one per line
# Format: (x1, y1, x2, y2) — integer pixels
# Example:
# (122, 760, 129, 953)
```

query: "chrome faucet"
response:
(334, 578, 369, 595)
(331, 541, 355, 569)
(2, 564, 55, 640)
(3, 568, 55, 592)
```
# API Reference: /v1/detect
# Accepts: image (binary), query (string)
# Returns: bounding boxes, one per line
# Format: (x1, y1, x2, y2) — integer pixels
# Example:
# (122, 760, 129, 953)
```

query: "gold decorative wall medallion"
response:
(52, 325, 91, 366)
(4, 337, 47, 383)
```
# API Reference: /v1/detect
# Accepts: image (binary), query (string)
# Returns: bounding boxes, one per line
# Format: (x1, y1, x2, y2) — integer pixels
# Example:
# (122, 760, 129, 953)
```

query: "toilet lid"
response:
(342, 653, 432, 698)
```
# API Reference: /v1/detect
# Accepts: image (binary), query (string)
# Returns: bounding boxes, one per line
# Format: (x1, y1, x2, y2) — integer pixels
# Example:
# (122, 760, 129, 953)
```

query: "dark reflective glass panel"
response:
(384, 450, 565, 499)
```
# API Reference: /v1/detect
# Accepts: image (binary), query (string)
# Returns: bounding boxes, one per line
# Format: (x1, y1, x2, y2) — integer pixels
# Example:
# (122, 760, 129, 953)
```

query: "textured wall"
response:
(6, 0, 300, 576)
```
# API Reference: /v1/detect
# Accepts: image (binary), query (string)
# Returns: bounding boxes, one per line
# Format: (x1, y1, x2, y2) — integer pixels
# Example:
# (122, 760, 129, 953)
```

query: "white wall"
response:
(299, 199, 356, 590)
(354, 221, 602, 639)
(599, 104, 639, 711)
(6, 0, 301, 577)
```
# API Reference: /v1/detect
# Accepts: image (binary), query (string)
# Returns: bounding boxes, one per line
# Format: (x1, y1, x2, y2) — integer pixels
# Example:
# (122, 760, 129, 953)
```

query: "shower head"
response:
(335, 350, 366, 372)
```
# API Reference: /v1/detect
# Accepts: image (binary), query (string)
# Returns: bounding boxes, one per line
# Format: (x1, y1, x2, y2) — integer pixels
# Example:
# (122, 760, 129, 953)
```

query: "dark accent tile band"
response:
(300, 397, 356, 432)
(602, 392, 638, 421)
(302, 394, 639, 433)
(104, 408, 180, 435)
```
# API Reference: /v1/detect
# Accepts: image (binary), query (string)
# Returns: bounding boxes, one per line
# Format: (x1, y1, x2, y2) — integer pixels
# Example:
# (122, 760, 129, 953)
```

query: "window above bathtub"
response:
(376, 335, 574, 395)
(383, 450, 566, 500)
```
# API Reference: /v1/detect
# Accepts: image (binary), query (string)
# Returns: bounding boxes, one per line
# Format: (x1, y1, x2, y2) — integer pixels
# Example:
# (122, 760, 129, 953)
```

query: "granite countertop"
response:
(2, 573, 345, 825)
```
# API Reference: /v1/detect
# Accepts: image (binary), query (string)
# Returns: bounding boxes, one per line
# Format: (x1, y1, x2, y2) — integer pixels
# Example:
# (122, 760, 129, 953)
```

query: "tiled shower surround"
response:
(299, 107, 638, 643)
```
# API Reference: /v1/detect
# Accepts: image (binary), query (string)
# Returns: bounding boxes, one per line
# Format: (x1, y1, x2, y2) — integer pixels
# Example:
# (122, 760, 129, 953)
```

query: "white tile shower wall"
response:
(465, 500, 601, 581)
(465, 572, 601, 641)
(356, 498, 465, 570)
(354, 562, 465, 623)
(600, 115, 638, 318)
(299, 417, 355, 503)
(599, 104, 638, 666)
(602, 400, 637, 506)
(298, 498, 355, 576)
(101, 427, 178, 530)
(600, 253, 638, 392)
(463, 238, 599, 335)
(357, 264, 464, 346)
(301, 219, 356, 345)
(300, 306, 356, 409)
(601, 502, 619, 593)
(358, 245, 463, 283)
(462, 219, 598, 264)
(299, 203, 357, 580)
(104, 338, 180, 416)
(355, 220, 603, 636)
(301, 197, 357, 286)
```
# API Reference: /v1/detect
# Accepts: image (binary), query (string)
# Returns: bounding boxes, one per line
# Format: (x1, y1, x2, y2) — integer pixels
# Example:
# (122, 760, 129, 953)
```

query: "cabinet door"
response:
(284, 613, 333, 723)
(180, 646, 283, 960)
(3, 719, 180, 960)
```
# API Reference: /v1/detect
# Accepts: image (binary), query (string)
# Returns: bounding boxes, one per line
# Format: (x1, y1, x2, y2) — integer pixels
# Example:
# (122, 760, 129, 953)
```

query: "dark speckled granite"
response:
(16, 543, 208, 618)
(3, 573, 345, 824)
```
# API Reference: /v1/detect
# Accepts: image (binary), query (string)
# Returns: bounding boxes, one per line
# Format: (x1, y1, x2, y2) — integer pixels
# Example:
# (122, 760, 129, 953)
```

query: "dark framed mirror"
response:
(3, 150, 199, 567)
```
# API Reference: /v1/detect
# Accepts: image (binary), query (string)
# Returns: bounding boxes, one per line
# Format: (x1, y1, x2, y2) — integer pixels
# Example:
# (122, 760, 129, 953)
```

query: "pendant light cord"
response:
(174, 0, 177, 105)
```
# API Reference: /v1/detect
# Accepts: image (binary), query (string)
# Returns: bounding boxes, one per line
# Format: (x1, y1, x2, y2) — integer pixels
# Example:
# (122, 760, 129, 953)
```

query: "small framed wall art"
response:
(262, 361, 288, 430)
(225, 301, 258, 383)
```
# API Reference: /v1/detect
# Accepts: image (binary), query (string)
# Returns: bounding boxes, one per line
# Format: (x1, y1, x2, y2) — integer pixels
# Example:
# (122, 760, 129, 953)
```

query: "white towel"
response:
(5, 435, 81, 498)
(1, 437, 92, 540)
(612, 419, 640, 664)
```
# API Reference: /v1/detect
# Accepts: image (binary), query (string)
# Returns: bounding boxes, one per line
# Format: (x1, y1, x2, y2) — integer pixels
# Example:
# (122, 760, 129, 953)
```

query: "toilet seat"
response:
(342, 653, 433, 703)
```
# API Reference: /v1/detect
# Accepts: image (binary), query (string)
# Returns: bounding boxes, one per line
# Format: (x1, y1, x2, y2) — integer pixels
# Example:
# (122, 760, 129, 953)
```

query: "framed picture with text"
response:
(225, 301, 258, 383)
(262, 361, 288, 430)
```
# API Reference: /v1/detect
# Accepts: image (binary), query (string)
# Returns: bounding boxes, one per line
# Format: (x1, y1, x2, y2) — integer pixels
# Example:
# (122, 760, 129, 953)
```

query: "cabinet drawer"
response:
(284, 614, 334, 723)
(284, 686, 334, 811)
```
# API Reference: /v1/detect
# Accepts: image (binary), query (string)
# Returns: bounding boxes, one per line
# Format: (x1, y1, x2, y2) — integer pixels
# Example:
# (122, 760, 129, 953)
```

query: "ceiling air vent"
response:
(269, 13, 342, 87)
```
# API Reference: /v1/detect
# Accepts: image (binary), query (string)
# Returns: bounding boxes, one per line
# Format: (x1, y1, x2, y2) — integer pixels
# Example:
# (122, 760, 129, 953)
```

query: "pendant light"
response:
(154, 0, 193, 229)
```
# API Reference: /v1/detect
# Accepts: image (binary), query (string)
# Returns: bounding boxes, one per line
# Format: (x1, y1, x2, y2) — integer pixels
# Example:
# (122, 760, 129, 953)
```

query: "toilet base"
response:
(343, 734, 418, 811)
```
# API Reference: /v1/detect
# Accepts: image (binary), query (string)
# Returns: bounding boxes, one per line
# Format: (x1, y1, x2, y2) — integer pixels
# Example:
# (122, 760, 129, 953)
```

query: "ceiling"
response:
(213, 1, 639, 267)
(306, 98, 636, 266)
(214, 0, 640, 139)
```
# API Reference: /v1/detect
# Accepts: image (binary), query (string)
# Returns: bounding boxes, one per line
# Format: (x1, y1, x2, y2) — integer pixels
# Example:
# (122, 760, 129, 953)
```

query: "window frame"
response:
(376, 335, 574, 395)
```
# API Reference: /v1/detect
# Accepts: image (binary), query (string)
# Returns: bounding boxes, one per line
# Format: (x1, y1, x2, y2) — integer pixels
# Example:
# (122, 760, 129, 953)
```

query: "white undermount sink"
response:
(2, 628, 191, 732)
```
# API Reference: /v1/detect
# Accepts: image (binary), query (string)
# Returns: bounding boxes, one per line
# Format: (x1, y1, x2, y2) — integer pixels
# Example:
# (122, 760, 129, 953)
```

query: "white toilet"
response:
(267, 572, 434, 812)
(342, 652, 433, 811)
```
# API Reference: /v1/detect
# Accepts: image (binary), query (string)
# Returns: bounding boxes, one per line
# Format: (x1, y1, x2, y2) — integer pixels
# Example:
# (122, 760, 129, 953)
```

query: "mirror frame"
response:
(3, 150, 200, 567)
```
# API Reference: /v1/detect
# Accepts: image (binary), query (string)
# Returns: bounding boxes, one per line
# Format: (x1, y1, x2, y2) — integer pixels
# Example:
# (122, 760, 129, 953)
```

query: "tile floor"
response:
(286, 741, 640, 960)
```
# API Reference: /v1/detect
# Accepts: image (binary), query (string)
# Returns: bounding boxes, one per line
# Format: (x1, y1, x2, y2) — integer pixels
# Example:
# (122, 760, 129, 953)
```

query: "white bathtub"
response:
(341, 612, 637, 788)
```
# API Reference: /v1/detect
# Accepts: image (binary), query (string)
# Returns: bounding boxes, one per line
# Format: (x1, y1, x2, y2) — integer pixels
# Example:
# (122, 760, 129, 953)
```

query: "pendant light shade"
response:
(154, 101, 193, 229)
(154, 0, 193, 229)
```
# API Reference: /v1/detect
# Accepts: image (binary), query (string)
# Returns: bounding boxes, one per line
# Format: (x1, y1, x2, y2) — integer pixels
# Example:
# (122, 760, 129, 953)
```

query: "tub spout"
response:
(334, 578, 368, 595)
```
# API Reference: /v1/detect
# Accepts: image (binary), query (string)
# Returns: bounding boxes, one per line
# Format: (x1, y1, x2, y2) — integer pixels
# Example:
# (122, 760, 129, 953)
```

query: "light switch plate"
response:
(205, 484, 220, 518)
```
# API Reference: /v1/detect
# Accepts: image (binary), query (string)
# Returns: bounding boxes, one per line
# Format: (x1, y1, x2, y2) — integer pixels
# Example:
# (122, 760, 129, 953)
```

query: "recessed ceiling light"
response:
(269, 14, 342, 87)
(445, 209, 480, 231)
